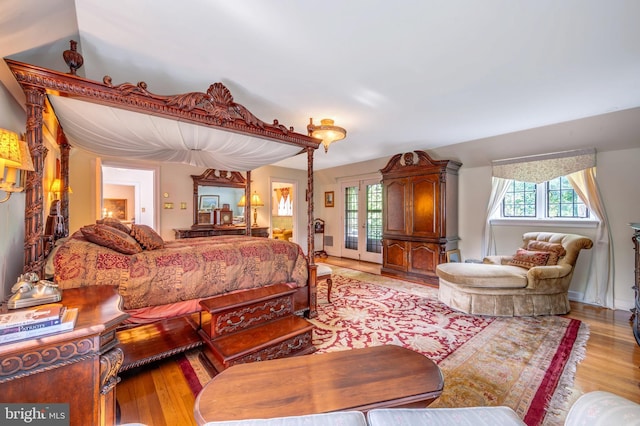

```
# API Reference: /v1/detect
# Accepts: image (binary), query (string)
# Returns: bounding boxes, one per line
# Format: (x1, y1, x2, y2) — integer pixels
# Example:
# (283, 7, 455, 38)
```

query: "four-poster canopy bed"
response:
(4, 44, 323, 371)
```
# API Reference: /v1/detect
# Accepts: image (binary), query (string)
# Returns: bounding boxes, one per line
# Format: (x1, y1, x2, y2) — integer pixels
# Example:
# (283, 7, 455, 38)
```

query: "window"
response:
(547, 177, 588, 218)
(366, 183, 382, 254)
(503, 181, 536, 217)
(499, 177, 589, 220)
(344, 186, 358, 250)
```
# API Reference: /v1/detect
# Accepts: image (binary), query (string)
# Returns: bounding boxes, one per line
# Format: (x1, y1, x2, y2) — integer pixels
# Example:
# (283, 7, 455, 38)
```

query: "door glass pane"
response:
(366, 183, 382, 254)
(344, 186, 358, 250)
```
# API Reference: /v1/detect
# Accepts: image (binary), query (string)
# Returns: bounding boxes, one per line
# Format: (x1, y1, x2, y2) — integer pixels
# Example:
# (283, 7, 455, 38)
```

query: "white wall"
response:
(0, 82, 27, 298)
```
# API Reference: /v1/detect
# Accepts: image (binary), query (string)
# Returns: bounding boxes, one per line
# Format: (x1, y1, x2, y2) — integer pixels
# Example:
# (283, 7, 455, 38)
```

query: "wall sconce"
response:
(238, 191, 264, 227)
(307, 118, 347, 153)
(0, 129, 35, 203)
(50, 178, 73, 200)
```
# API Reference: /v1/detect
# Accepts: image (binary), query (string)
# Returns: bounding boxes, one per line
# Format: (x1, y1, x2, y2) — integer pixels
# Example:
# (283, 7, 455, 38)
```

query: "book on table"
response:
(0, 303, 65, 329)
(0, 308, 78, 344)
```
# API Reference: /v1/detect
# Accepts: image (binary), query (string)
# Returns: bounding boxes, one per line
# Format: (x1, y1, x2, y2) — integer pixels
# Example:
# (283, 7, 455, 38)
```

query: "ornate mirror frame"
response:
(191, 169, 247, 227)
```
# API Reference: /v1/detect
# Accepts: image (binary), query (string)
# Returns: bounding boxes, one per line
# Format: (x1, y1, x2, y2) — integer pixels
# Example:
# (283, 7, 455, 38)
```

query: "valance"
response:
(492, 148, 596, 183)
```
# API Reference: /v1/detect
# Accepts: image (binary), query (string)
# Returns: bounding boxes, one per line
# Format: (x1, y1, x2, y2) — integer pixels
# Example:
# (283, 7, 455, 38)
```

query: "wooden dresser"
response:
(174, 225, 269, 239)
(380, 151, 461, 285)
(0, 286, 128, 426)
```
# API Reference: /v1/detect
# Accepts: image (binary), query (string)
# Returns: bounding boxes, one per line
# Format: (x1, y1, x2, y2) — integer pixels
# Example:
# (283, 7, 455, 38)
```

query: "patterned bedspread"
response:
(53, 234, 308, 310)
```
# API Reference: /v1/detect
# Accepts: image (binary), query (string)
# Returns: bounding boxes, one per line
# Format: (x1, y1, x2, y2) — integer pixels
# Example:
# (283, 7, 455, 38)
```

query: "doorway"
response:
(101, 164, 157, 228)
(339, 176, 383, 264)
(270, 179, 297, 243)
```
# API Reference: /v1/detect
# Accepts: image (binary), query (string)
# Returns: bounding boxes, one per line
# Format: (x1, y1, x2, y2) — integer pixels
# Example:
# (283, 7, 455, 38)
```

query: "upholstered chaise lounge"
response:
(436, 232, 593, 316)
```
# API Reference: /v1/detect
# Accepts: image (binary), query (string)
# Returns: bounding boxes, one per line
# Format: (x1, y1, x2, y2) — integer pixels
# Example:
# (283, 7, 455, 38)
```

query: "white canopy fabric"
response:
(49, 96, 303, 171)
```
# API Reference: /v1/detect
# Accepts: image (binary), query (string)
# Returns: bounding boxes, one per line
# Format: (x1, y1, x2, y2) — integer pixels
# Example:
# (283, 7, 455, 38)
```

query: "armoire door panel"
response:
(382, 239, 408, 271)
(411, 175, 439, 237)
(384, 179, 407, 234)
(409, 242, 440, 276)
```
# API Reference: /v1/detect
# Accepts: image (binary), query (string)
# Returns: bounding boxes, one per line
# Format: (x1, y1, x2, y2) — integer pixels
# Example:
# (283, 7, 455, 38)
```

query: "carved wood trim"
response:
(100, 347, 124, 395)
(5, 60, 320, 150)
(379, 150, 462, 177)
(228, 331, 314, 367)
(0, 338, 95, 383)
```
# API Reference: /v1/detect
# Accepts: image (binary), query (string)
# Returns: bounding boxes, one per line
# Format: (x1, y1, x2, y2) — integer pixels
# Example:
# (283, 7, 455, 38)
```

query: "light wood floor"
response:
(116, 256, 640, 425)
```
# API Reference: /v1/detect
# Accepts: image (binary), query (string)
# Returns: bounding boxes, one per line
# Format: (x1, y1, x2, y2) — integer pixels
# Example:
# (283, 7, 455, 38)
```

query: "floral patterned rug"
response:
(178, 266, 588, 426)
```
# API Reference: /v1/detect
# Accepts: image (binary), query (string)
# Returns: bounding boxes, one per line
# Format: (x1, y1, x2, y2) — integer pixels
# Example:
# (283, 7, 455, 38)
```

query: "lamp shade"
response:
(0, 129, 23, 167)
(250, 191, 264, 207)
(238, 191, 264, 207)
(16, 140, 35, 171)
(308, 118, 346, 153)
(50, 178, 62, 193)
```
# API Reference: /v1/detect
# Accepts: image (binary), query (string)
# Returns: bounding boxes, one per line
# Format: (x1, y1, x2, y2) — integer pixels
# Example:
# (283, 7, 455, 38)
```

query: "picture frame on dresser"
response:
(446, 249, 461, 263)
(199, 195, 220, 211)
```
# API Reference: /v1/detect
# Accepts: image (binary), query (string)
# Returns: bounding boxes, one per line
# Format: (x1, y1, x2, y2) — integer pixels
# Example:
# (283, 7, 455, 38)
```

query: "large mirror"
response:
(192, 169, 246, 227)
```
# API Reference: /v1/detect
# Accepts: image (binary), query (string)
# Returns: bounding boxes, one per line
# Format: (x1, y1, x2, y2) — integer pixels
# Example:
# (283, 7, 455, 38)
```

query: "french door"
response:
(340, 177, 383, 263)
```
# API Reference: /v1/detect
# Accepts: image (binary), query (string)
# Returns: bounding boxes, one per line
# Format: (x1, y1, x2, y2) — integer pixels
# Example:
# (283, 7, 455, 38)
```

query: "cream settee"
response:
(435, 232, 593, 316)
(199, 391, 640, 425)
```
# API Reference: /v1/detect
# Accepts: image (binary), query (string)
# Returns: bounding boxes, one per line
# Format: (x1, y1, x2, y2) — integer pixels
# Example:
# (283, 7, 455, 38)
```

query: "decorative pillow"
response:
(81, 224, 142, 255)
(507, 248, 550, 269)
(96, 217, 131, 234)
(130, 224, 164, 250)
(527, 240, 567, 265)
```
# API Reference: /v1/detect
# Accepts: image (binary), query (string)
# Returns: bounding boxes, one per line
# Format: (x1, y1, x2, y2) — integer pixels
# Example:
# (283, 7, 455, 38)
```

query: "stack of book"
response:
(0, 304, 78, 344)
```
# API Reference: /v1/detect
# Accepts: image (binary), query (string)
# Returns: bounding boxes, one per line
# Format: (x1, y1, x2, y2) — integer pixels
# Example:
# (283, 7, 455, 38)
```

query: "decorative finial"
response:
(63, 40, 84, 75)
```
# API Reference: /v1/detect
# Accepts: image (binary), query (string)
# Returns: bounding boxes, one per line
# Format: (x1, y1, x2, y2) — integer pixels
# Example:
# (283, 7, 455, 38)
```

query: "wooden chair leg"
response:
(326, 277, 332, 303)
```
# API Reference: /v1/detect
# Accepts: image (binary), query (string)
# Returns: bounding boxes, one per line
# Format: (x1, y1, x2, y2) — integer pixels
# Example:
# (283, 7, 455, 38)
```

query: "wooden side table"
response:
(0, 286, 128, 426)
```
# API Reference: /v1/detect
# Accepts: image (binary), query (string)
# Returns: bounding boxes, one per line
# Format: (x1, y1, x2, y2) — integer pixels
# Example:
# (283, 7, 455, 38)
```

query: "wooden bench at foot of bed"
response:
(116, 283, 316, 373)
(198, 283, 316, 374)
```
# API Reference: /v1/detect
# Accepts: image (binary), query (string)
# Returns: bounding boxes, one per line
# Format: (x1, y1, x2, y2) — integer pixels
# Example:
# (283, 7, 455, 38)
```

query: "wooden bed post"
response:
(58, 130, 71, 237)
(306, 146, 318, 318)
(22, 86, 47, 276)
(307, 147, 315, 263)
(246, 170, 252, 234)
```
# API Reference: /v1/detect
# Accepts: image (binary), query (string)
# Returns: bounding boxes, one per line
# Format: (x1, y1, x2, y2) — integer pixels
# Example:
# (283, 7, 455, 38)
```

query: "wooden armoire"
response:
(380, 151, 462, 285)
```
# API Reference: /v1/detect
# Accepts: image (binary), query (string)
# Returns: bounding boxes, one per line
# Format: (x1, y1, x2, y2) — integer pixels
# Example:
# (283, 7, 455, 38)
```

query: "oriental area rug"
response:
(177, 266, 588, 426)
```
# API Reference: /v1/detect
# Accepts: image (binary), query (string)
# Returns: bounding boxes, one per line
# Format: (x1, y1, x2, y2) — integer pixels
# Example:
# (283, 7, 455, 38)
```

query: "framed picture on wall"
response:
(446, 249, 461, 263)
(199, 195, 219, 211)
(324, 191, 334, 208)
(103, 198, 127, 220)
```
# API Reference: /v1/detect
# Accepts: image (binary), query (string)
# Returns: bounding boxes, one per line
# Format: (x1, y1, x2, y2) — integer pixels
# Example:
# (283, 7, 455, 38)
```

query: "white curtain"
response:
(567, 168, 615, 308)
(482, 177, 511, 257)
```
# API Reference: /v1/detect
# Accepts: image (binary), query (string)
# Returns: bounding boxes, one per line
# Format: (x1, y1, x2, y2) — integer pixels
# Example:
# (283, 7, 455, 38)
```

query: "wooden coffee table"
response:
(193, 345, 444, 424)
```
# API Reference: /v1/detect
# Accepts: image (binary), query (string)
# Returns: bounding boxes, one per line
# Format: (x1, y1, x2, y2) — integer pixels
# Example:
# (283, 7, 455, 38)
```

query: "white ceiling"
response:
(1, 0, 639, 170)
